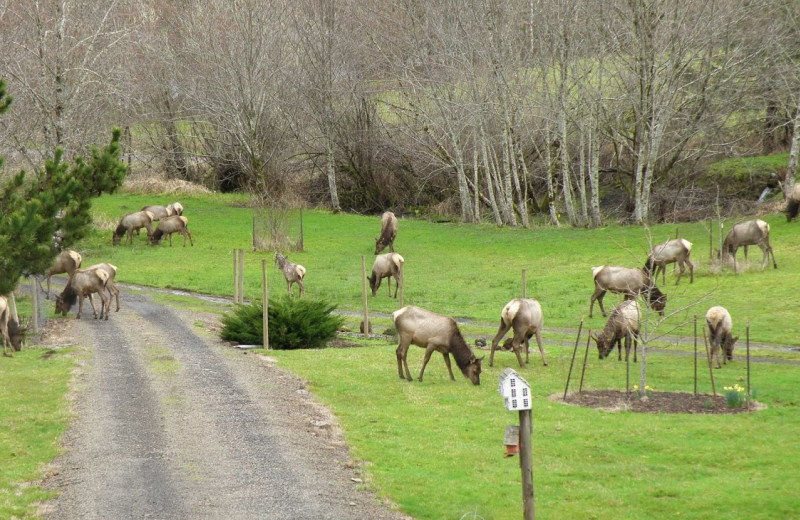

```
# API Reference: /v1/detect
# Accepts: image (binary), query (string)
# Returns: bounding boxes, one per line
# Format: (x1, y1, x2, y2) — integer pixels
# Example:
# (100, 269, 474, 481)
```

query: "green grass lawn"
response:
(4, 191, 800, 518)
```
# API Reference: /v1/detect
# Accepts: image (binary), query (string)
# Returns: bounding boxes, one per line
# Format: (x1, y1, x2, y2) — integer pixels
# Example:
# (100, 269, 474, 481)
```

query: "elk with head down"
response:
(369, 252, 404, 298)
(374, 211, 398, 254)
(489, 298, 547, 368)
(705, 306, 738, 369)
(593, 299, 641, 362)
(38, 249, 82, 299)
(0, 296, 25, 357)
(112, 210, 155, 245)
(589, 265, 666, 318)
(644, 238, 694, 285)
(149, 216, 193, 246)
(82, 262, 121, 314)
(392, 305, 483, 385)
(275, 252, 306, 297)
(720, 219, 776, 272)
(55, 268, 110, 320)
(141, 202, 184, 220)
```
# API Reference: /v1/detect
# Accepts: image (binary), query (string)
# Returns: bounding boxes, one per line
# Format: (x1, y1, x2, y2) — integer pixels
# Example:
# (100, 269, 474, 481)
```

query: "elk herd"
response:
(383, 214, 780, 386)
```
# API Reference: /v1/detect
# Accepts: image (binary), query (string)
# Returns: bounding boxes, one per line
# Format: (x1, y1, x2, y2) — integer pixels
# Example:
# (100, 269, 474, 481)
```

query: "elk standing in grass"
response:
(150, 216, 193, 246)
(589, 265, 666, 318)
(39, 249, 82, 299)
(392, 305, 483, 385)
(489, 298, 547, 368)
(720, 219, 776, 272)
(83, 263, 121, 314)
(705, 306, 738, 369)
(0, 296, 25, 357)
(275, 252, 306, 297)
(369, 252, 404, 298)
(55, 268, 110, 320)
(113, 210, 155, 245)
(593, 299, 641, 362)
(374, 211, 398, 254)
(644, 238, 694, 285)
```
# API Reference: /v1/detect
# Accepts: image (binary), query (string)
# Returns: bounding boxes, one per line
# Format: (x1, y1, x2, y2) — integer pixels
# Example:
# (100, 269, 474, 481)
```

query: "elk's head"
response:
(592, 333, 613, 360)
(723, 335, 739, 361)
(464, 355, 483, 385)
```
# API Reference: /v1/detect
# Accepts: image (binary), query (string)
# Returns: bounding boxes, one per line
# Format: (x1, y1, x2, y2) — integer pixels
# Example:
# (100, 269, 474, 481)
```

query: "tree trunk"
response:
(544, 123, 560, 227)
(577, 125, 589, 225)
(480, 133, 503, 226)
(559, 110, 578, 226)
(785, 103, 800, 198)
(588, 119, 602, 228)
(325, 137, 341, 212)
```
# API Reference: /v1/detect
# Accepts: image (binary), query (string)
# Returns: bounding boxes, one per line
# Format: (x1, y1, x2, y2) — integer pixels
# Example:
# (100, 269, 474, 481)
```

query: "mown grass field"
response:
(3, 191, 800, 519)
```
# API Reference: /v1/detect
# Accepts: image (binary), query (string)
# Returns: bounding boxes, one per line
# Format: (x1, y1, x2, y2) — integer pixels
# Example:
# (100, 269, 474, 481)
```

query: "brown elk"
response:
(374, 211, 398, 254)
(141, 202, 184, 220)
(369, 252, 404, 298)
(83, 263, 121, 314)
(593, 299, 641, 362)
(275, 252, 306, 297)
(705, 306, 738, 369)
(150, 216, 193, 246)
(0, 296, 25, 357)
(39, 249, 82, 299)
(113, 210, 155, 245)
(392, 305, 483, 385)
(644, 238, 694, 285)
(55, 268, 110, 320)
(489, 298, 547, 368)
(720, 219, 776, 272)
(589, 266, 666, 318)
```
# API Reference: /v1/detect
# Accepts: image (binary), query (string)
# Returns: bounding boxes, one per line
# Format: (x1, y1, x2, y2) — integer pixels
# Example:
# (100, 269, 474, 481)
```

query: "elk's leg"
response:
(417, 345, 438, 382)
(589, 288, 607, 318)
(534, 328, 548, 366)
(440, 352, 456, 381)
(187, 228, 194, 246)
(489, 319, 512, 367)
(396, 338, 413, 381)
(297, 279, 305, 297)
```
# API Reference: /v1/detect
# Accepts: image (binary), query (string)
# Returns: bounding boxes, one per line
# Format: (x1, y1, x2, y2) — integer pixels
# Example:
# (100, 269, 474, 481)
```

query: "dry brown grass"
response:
(123, 176, 213, 195)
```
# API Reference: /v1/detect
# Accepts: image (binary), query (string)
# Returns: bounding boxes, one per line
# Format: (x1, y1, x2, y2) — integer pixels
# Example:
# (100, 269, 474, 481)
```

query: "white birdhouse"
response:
(498, 368, 532, 411)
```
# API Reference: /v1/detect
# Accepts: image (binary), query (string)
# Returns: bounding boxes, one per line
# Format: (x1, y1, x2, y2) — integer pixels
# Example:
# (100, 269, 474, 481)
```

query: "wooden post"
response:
(361, 256, 369, 339)
(297, 210, 304, 252)
(240, 249, 244, 303)
(9, 291, 18, 324)
(30, 277, 40, 333)
(398, 261, 404, 309)
(746, 320, 751, 408)
(519, 409, 535, 520)
(521, 269, 527, 299)
(563, 319, 584, 399)
(233, 250, 239, 303)
(578, 331, 591, 393)
(268, 258, 269, 350)
(693, 315, 698, 395)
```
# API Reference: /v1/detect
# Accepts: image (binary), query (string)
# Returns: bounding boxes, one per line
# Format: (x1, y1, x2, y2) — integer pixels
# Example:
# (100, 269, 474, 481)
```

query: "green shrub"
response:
(220, 297, 344, 350)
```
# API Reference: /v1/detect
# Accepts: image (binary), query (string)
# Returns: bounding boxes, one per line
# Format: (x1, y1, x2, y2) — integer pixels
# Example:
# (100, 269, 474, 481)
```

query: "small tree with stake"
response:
(0, 78, 127, 297)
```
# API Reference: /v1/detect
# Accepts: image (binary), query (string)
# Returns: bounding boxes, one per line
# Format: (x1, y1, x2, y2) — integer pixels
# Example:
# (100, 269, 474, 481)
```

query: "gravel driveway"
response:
(39, 288, 409, 520)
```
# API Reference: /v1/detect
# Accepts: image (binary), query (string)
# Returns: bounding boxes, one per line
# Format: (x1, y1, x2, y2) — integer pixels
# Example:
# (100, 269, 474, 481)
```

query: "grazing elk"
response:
(55, 268, 110, 320)
(785, 184, 800, 222)
(374, 211, 398, 254)
(393, 305, 483, 385)
(39, 249, 82, 299)
(589, 265, 666, 318)
(0, 296, 25, 357)
(369, 252, 404, 298)
(705, 306, 738, 369)
(140, 202, 183, 221)
(644, 238, 694, 285)
(150, 216, 193, 246)
(113, 210, 155, 245)
(720, 219, 777, 272)
(489, 298, 547, 368)
(83, 263, 121, 314)
(593, 299, 641, 362)
(274, 252, 306, 297)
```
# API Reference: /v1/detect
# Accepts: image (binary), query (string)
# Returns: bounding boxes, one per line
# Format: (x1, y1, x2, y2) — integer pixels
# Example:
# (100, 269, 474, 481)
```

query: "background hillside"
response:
(1, 0, 799, 226)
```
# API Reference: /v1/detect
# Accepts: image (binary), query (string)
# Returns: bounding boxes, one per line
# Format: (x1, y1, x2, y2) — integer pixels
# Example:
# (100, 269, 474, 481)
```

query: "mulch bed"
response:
(556, 390, 762, 414)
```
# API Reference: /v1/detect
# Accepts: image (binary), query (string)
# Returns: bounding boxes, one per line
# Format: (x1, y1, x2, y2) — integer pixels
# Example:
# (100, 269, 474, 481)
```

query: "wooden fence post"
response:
(361, 256, 369, 339)
(268, 258, 269, 350)
(519, 409, 535, 520)
(238, 249, 245, 303)
(233, 249, 239, 303)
